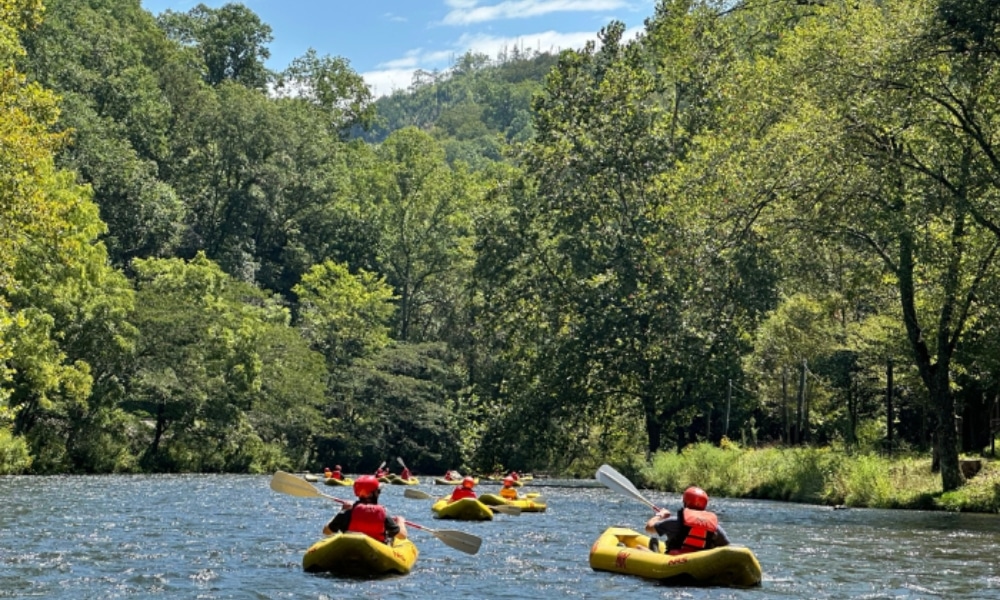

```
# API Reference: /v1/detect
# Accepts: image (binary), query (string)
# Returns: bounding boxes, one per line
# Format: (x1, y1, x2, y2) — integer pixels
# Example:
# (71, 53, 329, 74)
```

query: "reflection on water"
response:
(1, 475, 998, 599)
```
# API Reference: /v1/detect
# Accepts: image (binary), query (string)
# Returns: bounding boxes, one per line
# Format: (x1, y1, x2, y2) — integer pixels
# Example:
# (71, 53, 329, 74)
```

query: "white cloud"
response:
(443, 0, 631, 26)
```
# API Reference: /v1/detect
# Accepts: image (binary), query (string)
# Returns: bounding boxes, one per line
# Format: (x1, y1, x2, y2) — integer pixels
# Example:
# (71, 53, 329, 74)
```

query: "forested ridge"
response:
(2, 0, 999, 494)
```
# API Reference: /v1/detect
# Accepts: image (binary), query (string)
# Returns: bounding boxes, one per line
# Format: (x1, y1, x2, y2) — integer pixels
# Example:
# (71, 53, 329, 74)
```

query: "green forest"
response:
(2, 0, 999, 496)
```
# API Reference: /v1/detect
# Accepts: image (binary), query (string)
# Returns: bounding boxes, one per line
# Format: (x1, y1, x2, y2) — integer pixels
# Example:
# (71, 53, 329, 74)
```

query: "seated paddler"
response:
(323, 475, 408, 544)
(644, 486, 730, 554)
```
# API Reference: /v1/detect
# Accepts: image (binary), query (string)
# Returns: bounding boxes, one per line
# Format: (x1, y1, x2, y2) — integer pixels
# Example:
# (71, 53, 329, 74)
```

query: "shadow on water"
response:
(1, 475, 998, 599)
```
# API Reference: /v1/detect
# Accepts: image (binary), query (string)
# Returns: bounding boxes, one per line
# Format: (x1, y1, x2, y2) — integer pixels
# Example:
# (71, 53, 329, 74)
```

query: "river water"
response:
(1, 474, 998, 599)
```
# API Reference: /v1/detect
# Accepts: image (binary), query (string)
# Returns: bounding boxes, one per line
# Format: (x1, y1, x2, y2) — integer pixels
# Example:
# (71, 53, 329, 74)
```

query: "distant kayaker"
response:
(449, 476, 478, 501)
(399, 466, 412, 480)
(643, 486, 730, 554)
(509, 471, 520, 481)
(445, 469, 461, 481)
(329, 465, 344, 480)
(323, 475, 408, 544)
(499, 476, 519, 500)
(323, 466, 333, 479)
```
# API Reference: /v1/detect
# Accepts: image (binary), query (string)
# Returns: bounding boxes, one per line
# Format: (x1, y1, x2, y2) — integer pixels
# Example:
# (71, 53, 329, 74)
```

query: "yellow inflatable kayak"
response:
(433, 476, 478, 485)
(478, 494, 547, 512)
(431, 497, 494, 521)
(302, 532, 418, 576)
(324, 477, 353, 487)
(387, 475, 419, 485)
(589, 527, 762, 588)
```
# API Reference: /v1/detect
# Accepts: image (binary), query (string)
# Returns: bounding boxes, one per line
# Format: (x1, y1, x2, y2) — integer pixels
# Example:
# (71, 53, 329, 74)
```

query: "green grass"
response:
(638, 441, 999, 513)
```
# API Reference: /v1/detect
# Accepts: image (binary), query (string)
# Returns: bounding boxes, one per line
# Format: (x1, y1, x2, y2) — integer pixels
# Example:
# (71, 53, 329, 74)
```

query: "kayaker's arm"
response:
(713, 523, 731, 546)
(393, 516, 408, 540)
(644, 509, 671, 534)
(324, 508, 353, 536)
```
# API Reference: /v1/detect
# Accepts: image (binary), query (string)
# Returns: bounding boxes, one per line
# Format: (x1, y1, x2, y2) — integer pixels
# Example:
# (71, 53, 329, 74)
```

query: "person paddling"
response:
(499, 476, 519, 500)
(323, 475, 408, 544)
(399, 466, 412, 480)
(644, 486, 730, 554)
(449, 476, 477, 502)
(329, 465, 344, 481)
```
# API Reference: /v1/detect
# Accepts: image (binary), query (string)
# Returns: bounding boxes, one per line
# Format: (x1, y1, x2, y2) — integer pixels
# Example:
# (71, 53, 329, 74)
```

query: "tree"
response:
(2, 0, 137, 473)
(475, 13, 755, 461)
(128, 253, 271, 471)
(156, 2, 272, 90)
(704, 0, 1000, 490)
(356, 127, 480, 343)
(276, 49, 375, 135)
(19, 0, 188, 267)
(293, 260, 396, 367)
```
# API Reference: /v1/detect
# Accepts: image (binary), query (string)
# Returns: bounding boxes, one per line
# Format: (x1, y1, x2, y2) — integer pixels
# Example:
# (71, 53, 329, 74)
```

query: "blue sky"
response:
(139, 0, 658, 96)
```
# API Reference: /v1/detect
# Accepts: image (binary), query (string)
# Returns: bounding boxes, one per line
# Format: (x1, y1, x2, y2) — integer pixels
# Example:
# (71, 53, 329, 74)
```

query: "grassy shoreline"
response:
(630, 442, 1000, 514)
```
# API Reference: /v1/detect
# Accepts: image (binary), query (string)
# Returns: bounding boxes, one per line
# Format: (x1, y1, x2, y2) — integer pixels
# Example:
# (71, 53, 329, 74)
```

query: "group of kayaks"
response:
(288, 470, 763, 588)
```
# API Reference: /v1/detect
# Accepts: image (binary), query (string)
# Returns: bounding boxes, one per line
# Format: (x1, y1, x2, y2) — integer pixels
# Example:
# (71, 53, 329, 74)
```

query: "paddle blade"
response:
(404, 488, 432, 500)
(270, 471, 323, 498)
(397, 456, 407, 468)
(595, 464, 660, 512)
(491, 504, 521, 516)
(432, 529, 482, 555)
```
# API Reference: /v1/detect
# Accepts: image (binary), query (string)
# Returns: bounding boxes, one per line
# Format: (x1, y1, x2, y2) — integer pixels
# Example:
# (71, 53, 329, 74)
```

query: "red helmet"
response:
(353, 475, 380, 498)
(503, 476, 514, 486)
(682, 486, 709, 510)
(462, 476, 475, 489)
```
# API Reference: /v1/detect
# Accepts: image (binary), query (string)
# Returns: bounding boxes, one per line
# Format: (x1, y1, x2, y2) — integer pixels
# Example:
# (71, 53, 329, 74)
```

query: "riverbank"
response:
(634, 442, 1000, 514)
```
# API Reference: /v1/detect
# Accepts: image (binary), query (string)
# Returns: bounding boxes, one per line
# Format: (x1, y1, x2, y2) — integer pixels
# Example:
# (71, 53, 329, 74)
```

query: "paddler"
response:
(323, 475, 408, 544)
(499, 476, 519, 500)
(449, 476, 478, 502)
(644, 486, 730, 554)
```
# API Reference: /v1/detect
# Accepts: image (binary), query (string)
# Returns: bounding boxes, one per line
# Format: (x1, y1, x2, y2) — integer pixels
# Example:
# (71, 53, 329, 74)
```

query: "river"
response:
(1, 474, 998, 599)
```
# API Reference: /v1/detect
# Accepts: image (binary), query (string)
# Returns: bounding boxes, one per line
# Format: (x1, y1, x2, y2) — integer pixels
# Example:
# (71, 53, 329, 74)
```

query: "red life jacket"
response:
(331, 470, 343, 480)
(450, 487, 477, 501)
(347, 503, 388, 543)
(401, 468, 411, 480)
(673, 508, 719, 554)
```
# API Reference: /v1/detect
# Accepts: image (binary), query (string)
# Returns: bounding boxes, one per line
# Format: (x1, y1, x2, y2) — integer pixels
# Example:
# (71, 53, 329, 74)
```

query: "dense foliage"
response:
(1, 0, 998, 496)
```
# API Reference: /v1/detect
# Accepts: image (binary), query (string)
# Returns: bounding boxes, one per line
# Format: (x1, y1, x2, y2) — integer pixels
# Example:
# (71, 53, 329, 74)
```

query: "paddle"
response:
(375, 460, 387, 474)
(402, 487, 522, 515)
(271, 470, 353, 505)
(269, 471, 481, 555)
(403, 520, 481, 555)
(595, 464, 666, 513)
(396, 456, 412, 479)
(404, 488, 433, 500)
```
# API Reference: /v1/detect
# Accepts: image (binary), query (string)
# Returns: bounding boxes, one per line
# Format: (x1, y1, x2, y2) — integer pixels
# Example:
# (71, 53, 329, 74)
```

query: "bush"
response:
(0, 427, 32, 474)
